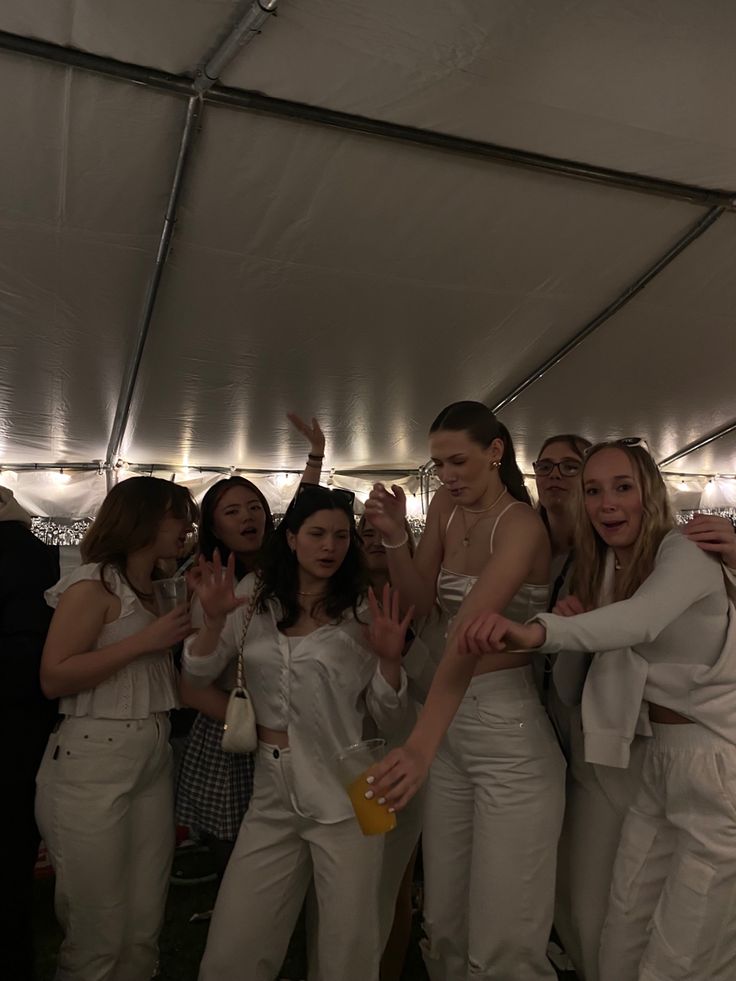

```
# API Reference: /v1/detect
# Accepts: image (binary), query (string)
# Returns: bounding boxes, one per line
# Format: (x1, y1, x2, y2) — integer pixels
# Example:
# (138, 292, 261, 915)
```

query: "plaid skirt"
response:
(175, 712, 254, 841)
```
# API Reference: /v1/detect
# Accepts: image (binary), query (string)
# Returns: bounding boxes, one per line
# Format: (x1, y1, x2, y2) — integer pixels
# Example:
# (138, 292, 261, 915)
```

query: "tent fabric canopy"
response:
(1, 0, 735, 519)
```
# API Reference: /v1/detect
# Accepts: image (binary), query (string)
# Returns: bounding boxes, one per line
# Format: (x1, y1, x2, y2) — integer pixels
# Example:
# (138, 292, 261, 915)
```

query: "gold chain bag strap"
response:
(221, 580, 261, 754)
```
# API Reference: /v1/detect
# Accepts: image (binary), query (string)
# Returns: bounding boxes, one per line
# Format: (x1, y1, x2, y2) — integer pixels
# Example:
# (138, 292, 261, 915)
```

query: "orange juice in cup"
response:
(336, 739, 397, 836)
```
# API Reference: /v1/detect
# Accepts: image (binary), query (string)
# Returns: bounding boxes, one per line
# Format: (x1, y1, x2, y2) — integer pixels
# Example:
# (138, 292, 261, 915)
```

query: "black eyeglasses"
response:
(287, 483, 356, 512)
(532, 459, 582, 477)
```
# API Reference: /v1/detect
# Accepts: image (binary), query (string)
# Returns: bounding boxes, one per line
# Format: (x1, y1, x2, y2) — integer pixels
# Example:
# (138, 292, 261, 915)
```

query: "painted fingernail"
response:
(364, 790, 374, 800)
(378, 797, 386, 805)
(365, 775, 375, 785)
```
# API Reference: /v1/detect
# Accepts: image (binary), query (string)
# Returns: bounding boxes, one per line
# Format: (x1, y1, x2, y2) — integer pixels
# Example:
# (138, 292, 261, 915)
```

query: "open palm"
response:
(187, 552, 248, 622)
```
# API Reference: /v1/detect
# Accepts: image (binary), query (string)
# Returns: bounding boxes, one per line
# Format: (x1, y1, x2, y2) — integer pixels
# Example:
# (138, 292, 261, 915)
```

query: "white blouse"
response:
(45, 563, 179, 720)
(182, 573, 410, 823)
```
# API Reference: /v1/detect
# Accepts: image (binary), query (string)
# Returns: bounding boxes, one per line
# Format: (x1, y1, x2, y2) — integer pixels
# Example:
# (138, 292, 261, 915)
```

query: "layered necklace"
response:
(460, 485, 508, 547)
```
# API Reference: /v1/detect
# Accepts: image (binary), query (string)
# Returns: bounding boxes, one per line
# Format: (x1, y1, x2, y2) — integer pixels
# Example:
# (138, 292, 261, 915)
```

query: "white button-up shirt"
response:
(183, 573, 410, 822)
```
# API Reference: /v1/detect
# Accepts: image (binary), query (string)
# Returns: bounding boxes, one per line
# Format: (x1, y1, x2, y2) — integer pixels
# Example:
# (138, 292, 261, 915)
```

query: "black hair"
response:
(429, 400, 531, 505)
(198, 476, 274, 580)
(257, 485, 368, 629)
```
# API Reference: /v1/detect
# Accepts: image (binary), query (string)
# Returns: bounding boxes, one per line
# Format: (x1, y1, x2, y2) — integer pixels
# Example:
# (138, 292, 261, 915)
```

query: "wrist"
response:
(203, 612, 226, 634)
(382, 531, 408, 549)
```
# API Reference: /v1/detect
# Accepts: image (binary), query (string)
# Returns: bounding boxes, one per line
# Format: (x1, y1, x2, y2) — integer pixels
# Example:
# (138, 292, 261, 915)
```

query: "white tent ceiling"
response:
(1, 0, 735, 518)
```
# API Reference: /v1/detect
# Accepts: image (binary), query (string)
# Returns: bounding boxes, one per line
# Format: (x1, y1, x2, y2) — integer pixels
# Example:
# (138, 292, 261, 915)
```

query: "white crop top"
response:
(45, 563, 179, 720)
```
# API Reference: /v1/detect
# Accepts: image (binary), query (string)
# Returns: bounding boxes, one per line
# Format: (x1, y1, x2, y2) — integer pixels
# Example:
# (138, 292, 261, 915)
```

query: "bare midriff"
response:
(473, 651, 533, 676)
(257, 725, 290, 748)
(649, 703, 693, 724)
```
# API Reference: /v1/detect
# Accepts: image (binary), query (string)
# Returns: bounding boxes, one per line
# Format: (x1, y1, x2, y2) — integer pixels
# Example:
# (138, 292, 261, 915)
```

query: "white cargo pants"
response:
(553, 705, 646, 981)
(600, 723, 736, 981)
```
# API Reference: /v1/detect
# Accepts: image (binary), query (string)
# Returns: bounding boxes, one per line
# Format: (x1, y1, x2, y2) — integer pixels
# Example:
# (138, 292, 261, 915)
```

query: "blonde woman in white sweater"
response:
(455, 440, 736, 981)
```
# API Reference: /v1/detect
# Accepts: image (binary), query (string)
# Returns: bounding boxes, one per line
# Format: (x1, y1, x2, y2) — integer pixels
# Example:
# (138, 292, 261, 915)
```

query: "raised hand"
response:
(186, 551, 249, 624)
(367, 743, 430, 812)
(456, 612, 545, 656)
(682, 513, 736, 568)
(364, 584, 415, 662)
(364, 483, 407, 544)
(287, 412, 326, 457)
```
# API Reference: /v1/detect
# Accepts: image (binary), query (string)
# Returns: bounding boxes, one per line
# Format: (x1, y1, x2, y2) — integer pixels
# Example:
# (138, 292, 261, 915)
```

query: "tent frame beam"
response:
(659, 419, 736, 469)
(491, 205, 725, 414)
(105, 95, 202, 469)
(1, 29, 735, 211)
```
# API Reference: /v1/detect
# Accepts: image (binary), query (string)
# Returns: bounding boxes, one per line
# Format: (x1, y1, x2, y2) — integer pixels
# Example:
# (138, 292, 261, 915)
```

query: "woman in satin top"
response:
(365, 401, 565, 981)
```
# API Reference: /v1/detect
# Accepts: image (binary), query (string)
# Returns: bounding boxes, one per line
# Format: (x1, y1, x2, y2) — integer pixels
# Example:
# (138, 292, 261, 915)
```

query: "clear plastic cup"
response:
(335, 738, 397, 836)
(152, 576, 188, 615)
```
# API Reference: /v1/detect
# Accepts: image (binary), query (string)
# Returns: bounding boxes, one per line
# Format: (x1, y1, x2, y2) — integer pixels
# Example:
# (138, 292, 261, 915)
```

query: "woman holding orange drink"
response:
(183, 483, 413, 981)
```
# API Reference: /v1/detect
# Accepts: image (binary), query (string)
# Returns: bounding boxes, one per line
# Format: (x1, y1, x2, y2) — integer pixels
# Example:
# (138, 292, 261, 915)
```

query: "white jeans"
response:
(200, 742, 384, 981)
(421, 666, 566, 981)
(601, 723, 736, 981)
(552, 705, 645, 981)
(35, 714, 174, 981)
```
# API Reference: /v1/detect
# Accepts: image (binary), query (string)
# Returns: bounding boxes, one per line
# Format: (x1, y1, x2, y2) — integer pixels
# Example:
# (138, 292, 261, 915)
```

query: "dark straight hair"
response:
(198, 476, 274, 580)
(258, 484, 368, 629)
(429, 401, 531, 504)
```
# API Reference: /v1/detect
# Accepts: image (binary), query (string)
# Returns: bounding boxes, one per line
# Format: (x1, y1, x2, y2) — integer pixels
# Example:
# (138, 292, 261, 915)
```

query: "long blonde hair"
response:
(571, 442, 674, 608)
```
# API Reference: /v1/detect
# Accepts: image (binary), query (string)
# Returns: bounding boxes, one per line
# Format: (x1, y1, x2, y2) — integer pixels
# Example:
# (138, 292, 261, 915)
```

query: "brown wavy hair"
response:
(571, 442, 674, 608)
(81, 476, 198, 598)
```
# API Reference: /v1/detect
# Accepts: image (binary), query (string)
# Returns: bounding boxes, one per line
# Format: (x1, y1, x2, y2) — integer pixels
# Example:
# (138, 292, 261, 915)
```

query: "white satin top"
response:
(437, 501, 549, 625)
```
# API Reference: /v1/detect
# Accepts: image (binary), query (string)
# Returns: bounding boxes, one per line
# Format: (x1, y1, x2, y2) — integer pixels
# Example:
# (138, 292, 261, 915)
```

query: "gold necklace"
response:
(462, 485, 508, 515)
(460, 486, 507, 547)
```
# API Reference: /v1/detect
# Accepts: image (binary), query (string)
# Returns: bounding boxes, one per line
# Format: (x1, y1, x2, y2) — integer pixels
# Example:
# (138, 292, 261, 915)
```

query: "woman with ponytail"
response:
(365, 401, 564, 981)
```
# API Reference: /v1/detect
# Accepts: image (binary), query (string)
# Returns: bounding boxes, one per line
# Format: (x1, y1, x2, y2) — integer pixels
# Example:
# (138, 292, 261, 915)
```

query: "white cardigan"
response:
(535, 531, 736, 766)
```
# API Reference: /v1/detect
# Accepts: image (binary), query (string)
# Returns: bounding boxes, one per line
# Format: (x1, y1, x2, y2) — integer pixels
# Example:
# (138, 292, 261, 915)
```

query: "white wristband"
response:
(381, 532, 409, 550)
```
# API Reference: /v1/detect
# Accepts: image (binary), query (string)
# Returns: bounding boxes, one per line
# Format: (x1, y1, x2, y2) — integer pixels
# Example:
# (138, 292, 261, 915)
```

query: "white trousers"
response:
(200, 742, 384, 981)
(35, 714, 175, 981)
(552, 704, 644, 981)
(600, 723, 736, 981)
(421, 666, 566, 981)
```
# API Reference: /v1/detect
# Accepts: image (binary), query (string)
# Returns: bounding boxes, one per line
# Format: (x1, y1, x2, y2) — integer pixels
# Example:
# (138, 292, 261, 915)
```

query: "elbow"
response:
(40, 668, 63, 701)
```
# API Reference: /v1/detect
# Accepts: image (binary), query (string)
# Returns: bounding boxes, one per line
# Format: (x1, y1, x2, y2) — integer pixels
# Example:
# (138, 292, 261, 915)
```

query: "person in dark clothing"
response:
(0, 486, 61, 980)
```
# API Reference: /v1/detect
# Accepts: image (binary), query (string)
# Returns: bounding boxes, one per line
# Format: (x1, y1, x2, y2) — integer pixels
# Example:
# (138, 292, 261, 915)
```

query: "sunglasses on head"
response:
(287, 483, 356, 512)
(584, 436, 651, 458)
